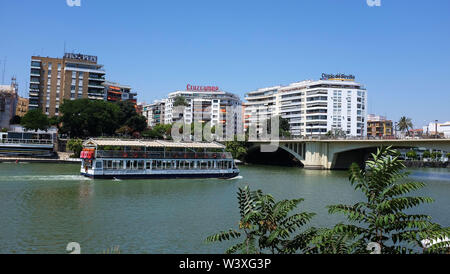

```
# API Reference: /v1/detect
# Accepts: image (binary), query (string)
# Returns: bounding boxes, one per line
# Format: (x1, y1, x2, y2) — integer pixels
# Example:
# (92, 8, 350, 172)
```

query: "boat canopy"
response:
(83, 139, 226, 149)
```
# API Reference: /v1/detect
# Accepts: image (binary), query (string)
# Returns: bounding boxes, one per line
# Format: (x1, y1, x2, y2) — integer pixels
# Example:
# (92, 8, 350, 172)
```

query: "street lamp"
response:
(435, 120, 439, 139)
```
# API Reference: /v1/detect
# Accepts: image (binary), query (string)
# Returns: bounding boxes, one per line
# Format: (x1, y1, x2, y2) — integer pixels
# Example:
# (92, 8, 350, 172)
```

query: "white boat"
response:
(80, 139, 240, 180)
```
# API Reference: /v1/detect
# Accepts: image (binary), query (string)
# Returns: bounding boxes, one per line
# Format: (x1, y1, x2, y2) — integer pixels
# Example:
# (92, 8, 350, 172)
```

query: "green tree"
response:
(125, 115, 148, 133)
(67, 139, 83, 158)
(423, 150, 431, 159)
(431, 151, 442, 161)
(406, 150, 418, 160)
(116, 101, 138, 126)
(446, 153, 450, 159)
(173, 95, 188, 107)
(59, 99, 121, 138)
(326, 147, 450, 254)
(21, 109, 49, 132)
(225, 137, 248, 160)
(266, 116, 291, 138)
(206, 186, 316, 254)
(397, 117, 413, 136)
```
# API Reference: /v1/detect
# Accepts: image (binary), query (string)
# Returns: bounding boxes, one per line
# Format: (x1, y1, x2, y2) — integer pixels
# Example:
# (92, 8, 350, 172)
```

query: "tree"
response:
(397, 117, 413, 136)
(125, 115, 148, 133)
(173, 95, 188, 107)
(423, 150, 431, 159)
(266, 116, 291, 138)
(225, 137, 248, 160)
(446, 153, 450, 159)
(21, 109, 49, 132)
(431, 151, 442, 161)
(406, 150, 418, 160)
(67, 139, 83, 158)
(326, 146, 450, 254)
(59, 99, 121, 138)
(206, 186, 316, 254)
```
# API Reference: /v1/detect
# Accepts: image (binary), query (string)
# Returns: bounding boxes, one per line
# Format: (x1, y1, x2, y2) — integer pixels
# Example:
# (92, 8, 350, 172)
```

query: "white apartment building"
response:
(245, 74, 368, 137)
(143, 99, 166, 127)
(423, 121, 450, 138)
(163, 86, 243, 139)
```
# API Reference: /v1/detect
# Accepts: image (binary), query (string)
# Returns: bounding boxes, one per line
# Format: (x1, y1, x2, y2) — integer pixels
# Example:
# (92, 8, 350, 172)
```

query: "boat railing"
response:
(95, 150, 233, 160)
(1, 138, 54, 145)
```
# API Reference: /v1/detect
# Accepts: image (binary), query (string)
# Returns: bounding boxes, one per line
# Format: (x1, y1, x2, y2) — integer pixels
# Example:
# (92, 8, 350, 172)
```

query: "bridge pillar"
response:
(303, 142, 332, 170)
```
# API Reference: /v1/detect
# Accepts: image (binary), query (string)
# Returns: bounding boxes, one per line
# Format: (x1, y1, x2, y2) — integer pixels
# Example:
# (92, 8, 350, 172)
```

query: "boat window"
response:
(138, 161, 145, 170)
(126, 161, 131, 169)
(95, 161, 103, 169)
(146, 161, 151, 170)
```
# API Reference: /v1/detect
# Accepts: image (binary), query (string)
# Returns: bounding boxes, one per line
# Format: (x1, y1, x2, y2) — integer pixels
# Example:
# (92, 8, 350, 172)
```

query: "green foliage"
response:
(446, 153, 450, 159)
(406, 150, 418, 160)
(59, 99, 121, 138)
(67, 139, 83, 158)
(325, 146, 450, 254)
(397, 117, 413, 135)
(422, 150, 431, 159)
(142, 124, 173, 140)
(431, 151, 442, 161)
(21, 109, 49, 132)
(266, 116, 291, 137)
(225, 138, 248, 160)
(173, 95, 188, 107)
(125, 115, 148, 133)
(206, 186, 316, 254)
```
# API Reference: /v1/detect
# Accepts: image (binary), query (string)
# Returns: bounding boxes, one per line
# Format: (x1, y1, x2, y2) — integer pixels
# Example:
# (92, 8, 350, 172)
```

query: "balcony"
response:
(96, 151, 233, 160)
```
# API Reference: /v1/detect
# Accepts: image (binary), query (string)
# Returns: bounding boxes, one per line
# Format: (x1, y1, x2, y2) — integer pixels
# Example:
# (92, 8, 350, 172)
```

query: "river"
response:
(0, 163, 449, 254)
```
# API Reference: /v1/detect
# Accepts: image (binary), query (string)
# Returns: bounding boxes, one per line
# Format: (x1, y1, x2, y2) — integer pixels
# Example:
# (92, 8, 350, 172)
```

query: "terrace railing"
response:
(96, 151, 233, 160)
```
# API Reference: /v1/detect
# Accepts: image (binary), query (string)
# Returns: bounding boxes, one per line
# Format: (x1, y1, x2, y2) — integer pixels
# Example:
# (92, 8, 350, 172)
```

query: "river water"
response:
(0, 163, 449, 254)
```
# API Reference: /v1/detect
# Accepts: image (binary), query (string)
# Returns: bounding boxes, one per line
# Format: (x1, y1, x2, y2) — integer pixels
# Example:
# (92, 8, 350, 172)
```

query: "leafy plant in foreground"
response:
(205, 186, 315, 254)
(326, 146, 450, 254)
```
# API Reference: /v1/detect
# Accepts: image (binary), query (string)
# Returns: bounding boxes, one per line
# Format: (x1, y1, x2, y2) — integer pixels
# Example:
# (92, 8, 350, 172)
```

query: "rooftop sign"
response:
(64, 53, 98, 63)
(321, 73, 355, 81)
(186, 84, 219, 92)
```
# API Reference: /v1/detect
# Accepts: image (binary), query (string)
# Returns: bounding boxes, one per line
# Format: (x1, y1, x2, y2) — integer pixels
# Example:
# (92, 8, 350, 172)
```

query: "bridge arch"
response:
(246, 143, 305, 167)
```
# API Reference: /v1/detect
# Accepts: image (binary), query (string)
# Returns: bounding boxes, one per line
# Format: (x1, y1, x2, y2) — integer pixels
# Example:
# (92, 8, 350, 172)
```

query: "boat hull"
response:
(81, 171, 240, 180)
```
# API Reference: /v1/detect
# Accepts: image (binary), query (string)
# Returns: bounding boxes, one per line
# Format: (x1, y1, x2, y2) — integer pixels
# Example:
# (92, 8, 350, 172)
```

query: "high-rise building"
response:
(103, 81, 137, 104)
(244, 74, 368, 137)
(367, 115, 393, 138)
(163, 85, 243, 139)
(28, 53, 106, 116)
(15, 96, 29, 117)
(143, 100, 166, 127)
(0, 78, 19, 129)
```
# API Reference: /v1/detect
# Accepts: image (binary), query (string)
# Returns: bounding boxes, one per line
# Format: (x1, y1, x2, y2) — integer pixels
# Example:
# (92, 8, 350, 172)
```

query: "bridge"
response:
(250, 139, 450, 170)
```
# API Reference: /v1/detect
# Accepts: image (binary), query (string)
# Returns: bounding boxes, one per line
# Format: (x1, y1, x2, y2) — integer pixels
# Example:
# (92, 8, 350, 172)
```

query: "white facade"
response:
(245, 78, 368, 137)
(143, 99, 166, 127)
(423, 122, 450, 138)
(163, 89, 243, 139)
(0, 82, 18, 129)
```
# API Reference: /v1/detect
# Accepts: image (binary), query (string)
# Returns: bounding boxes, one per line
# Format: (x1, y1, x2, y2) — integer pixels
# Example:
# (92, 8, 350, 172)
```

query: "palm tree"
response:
(397, 116, 413, 137)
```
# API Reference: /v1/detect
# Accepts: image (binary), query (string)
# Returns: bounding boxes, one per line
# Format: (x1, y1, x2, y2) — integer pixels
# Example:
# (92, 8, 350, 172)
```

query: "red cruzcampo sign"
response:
(186, 84, 219, 92)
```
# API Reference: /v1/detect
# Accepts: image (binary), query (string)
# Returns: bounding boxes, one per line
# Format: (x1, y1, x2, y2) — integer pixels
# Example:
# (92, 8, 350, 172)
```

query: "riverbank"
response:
(0, 152, 81, 164)
(404, 161, 449, 168)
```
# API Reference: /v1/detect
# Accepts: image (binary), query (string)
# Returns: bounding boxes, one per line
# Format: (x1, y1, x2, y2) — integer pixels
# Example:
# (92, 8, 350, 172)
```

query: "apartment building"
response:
(103, 81, 137, 104)
(367, 114, 393, 137)
(143, 100, 166, 127)
(163, 85, 243, 138)
(0, 79, 18, 129)
(244, 74, 368, 137)
(28, 53, 106, 116)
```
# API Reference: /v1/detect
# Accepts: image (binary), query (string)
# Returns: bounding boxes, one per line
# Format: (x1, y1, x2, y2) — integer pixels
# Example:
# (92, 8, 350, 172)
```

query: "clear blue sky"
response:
(1, 0, 449, 127)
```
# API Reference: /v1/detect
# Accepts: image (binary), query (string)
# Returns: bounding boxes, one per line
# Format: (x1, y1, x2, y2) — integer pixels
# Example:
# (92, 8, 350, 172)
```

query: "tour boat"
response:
(80, 139, 240, 179)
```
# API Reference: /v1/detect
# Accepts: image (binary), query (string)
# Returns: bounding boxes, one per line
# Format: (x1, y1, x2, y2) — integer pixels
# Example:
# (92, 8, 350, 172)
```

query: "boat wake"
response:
(0, 175, 92, 182)
(227, 175, 243, 180)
